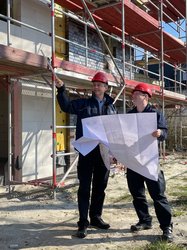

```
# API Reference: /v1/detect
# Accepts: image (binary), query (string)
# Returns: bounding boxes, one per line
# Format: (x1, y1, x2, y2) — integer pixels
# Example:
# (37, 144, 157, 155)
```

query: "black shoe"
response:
(130, 222, 152, 232)
(90, 217, 110, 229)
(74, 226, 87, 238)
(162, 227, 173, 242)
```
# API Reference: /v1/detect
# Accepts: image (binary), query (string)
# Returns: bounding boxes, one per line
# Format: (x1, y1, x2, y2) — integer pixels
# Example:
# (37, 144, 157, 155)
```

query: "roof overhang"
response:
(56, 0, 186, 64)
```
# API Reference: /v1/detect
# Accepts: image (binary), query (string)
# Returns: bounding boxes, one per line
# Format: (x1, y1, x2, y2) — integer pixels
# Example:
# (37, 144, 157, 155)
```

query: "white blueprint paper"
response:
(72, 113, 159, 181)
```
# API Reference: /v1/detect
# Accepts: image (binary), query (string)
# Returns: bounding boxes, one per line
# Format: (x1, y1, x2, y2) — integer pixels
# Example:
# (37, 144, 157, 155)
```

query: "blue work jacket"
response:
(57, 85, 117, 140)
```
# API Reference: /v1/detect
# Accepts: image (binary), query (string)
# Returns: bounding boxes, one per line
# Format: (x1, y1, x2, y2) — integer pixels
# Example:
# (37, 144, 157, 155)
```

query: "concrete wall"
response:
(0, 0, 51, 57)
(21, 83, 53, 181)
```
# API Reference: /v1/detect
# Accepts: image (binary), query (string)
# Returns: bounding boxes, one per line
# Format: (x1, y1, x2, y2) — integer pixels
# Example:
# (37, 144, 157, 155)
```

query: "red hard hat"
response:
(92, 71, 108, 85)
(133, 83, 152, 98)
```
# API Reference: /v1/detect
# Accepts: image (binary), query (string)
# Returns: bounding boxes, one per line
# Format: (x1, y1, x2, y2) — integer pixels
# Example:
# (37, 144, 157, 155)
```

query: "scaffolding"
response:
(0, 0, 187, 194)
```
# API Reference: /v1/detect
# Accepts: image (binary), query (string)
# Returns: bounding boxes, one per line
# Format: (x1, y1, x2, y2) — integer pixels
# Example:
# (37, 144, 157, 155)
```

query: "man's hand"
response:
(152, 129, 162, 138)
(55, 77, 64, 88)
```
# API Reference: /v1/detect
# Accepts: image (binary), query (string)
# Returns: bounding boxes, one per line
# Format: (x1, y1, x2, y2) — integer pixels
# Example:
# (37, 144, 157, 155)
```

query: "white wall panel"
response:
(0, 0, 51, 56)
(22, 89, 52, 182)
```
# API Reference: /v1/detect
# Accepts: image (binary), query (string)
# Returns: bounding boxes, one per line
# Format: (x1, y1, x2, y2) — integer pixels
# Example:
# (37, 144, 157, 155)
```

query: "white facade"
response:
(0, 0, 51, 57)
(22, 84, 52, 181)
(0, 0, 53, 182)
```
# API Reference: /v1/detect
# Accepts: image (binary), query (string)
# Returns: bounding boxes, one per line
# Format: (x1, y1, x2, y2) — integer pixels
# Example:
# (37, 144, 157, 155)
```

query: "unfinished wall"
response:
(68, 18, 104, 69)
(67, 18, 133, 78)
(0, 0, 51, 57)
(21, 83, 52, 181)
(165, 107, 187, 150)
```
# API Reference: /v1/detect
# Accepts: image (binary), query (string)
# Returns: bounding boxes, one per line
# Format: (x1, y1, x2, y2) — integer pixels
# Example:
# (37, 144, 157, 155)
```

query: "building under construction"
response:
(0, 0, 187, 188)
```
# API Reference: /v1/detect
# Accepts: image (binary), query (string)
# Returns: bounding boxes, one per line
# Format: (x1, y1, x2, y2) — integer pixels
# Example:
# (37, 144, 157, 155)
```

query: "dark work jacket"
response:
(128, 104, 167, 141)
(57, 85, 117, 140)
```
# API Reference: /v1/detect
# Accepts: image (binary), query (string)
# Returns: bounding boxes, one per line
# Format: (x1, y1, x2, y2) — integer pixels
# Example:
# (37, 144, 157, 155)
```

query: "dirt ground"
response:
(0, 152, 187, 250)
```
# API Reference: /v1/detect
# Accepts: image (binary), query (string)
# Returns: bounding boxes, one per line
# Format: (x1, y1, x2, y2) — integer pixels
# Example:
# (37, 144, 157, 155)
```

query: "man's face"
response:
(92, 81, 108, 98)
(132, 90, 148, 106)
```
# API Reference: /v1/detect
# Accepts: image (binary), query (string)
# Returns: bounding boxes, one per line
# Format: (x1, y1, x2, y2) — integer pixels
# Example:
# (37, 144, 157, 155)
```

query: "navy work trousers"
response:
(77, 146, 109, 227)
(127, 168, 172, 230)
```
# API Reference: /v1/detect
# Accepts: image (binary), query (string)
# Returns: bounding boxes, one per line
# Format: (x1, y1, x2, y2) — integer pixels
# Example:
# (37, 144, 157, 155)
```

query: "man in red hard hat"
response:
(126, 82, 173, 242)
(92, 71, 108, 84)
(132, 83, 152, 98)
(56, 71, 117, 238)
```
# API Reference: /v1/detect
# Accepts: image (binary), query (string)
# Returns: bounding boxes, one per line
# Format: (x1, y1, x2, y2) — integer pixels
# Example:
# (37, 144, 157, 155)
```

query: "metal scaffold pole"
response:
(80, 0, 125, 89)
(51, 0, 57, 196)
(186, 0, 187, 93)
(7, 0, 11, 46)
(122, 0, 126, 113)
(160, 0, 166, 158)
(8, 77, 12, 191)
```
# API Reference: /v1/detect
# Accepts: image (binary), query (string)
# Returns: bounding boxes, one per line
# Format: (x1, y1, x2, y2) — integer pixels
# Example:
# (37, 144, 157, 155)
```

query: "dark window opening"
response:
(0, 0, 13, 22)
(0, 0, 21, 24)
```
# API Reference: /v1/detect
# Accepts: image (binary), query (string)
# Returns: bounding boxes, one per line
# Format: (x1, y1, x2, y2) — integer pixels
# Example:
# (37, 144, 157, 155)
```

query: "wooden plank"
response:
(0, 44, 48, 68)
(0, 44, 49, 77)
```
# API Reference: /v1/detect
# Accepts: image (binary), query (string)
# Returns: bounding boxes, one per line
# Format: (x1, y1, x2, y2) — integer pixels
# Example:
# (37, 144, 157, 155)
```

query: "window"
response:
(0, 0, 20, 23)
(0, 0, 13, 21)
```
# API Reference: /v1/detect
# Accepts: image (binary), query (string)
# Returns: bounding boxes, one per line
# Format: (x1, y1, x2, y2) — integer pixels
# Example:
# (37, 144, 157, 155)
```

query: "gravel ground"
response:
(0, 152, 186, 250)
